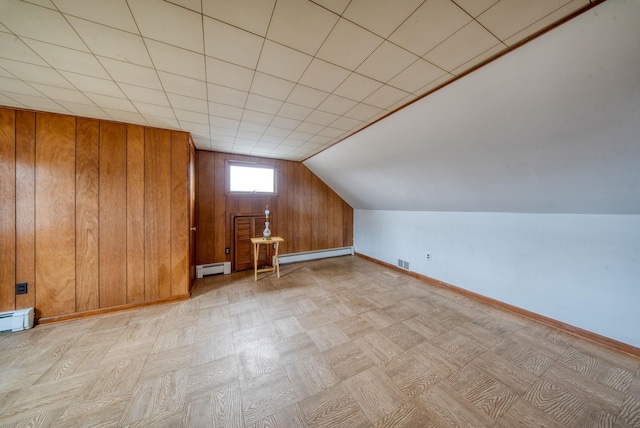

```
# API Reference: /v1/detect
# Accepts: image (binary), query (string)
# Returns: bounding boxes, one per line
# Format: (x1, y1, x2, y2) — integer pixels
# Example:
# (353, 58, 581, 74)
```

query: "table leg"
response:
(253, 242, 258, 281)
(274, 241, 280, 278)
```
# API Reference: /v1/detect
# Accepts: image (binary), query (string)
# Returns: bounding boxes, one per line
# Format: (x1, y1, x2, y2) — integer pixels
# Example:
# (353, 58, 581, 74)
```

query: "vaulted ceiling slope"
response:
(304, 0, 640, 214)
(0, 0, 596, 161)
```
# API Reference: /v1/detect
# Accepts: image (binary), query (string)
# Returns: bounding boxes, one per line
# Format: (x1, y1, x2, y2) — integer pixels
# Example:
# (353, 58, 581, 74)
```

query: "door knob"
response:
(190, 227, 196, 231)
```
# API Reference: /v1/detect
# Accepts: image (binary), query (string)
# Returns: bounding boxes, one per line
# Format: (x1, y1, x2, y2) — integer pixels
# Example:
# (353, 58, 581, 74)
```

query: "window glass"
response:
(229, 164, 275, 193)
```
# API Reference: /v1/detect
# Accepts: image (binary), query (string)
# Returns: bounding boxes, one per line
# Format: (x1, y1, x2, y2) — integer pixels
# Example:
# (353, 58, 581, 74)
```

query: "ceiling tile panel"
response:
(278, 103, 313, 121)
(317, 94, 358, 115)
(207, 84, 248, 108)
(330, 116, 363, 131)
(206, 57, 254, 91)
(424, 21, 503, 72)
(59, 72, 125, 97)
(245, 93, 283, 115)
(67, 17, 152, 67)
(356, 41, 419, 83)
(1, 0, 87, 50)
(85, 93, 136, 111)
(0, 76, 45, 96)
(0, 59, 72, 88)
(175, 109, 210, 125)
(388, 59, 447, 94)
(145, 39, 205, 80)
(24, 40, 109, 79)
(312, 0, 351, 15)
(57, 100, 107, 118)
(0, 33, 48, 66)
(363, 85, 411, 110)
(169, 0, 201, 13)
(9, 94, 67, 112)
(120, 84, 169, 106)
(451, 43, 506, 76)
(343, 0, 424, 38)
(104, 109, 146, 125)
(318, 126, 345, 138)
(204, 17, 264, 69)
(306, 109, 340, 126)
(299, 58, 350, 93)
(264, 126, 291, 138)
(239, 122, 267, 133)
(133, 101, 175, 118)
(267, 0, 339, 55)
(257, 40, 313, 82)
(454, 0, 499, 17)
(334, 73, 383, 102)
(99, 57, 162, 90)
(242, 110, 275, 126)
(0, 94, 24, 109)
(316, 18, 383, 71)
(389, 0, 472, 56)
(286, 85, 329, 109)
(167, 93, 208, 114)
(145, 115, 180, 129)
(271, 116, 301, 130)
(210, 116, 240, 130)
(209, 102, 243, 120)
(210, 126, 237, 137)
(29, 83, 92, 104)
(129, 0, 203, 53)
(250, 72, 295, 100)
(157, 72, 207, 99)
(202, 0, 275, 36)
(296, 121, 325, 134)
(52, 0, 138, 32)
(344, 103, 383, 122)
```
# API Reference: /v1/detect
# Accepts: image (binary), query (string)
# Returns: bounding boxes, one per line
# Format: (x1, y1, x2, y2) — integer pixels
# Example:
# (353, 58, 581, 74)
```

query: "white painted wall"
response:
(355, 209, 640, 347)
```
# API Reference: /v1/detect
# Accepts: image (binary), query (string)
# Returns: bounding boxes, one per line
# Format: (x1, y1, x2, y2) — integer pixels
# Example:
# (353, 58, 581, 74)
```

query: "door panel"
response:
(234, 216, 270, 272)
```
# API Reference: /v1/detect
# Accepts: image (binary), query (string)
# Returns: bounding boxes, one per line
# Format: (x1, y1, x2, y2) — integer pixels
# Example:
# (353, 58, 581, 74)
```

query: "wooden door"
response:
(234, 216, 270, 272)
(188, 144, 196, 290)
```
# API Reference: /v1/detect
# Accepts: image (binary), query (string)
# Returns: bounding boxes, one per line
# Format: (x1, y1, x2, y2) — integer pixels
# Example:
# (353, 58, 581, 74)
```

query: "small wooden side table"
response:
(250, 236, 284, 281)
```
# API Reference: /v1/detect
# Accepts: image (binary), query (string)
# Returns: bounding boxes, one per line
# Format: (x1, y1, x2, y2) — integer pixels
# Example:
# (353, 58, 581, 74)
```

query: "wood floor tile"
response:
(308, 323, 351, 352)
(559, 347, 635, 393)
(186, 354, 238, 401)
(429, 329, 487, 364)
(402, 314, 449, 339)
(323, 341, 375, 380)
(248, 403, 309, 428)
(233, 325, 275, 353)
(496, 398, 565, 428)
(378, 350, 440, 400)
(415, 381, 495, 427)
(54, 390, 129, 427)
(380, 322, 427, 351)
(492, 338, 554, 376)
(139, 346, 193, 382)
(471, 351, 539, 395)
(300, 383, 370, 428)
(240, 368, 298, 426)
(343, 366, 408, 423)
(618, 394, 640, 428)
(183, 385, 244, 428)
(523, 377, 588, 426)
(285, 352, 340, 400)
(275, 332, 320, 365)
(269, 316, 306, 339)
(191, 332, 235, 366)
(355, 331, 404, 364)
(370, 400, 437, 427)
(237, 343, 282, 380)
(334, 316, 376, 340)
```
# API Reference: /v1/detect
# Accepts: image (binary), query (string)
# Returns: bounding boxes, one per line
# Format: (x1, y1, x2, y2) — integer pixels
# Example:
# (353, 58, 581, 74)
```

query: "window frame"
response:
(227, 161, 278, 195)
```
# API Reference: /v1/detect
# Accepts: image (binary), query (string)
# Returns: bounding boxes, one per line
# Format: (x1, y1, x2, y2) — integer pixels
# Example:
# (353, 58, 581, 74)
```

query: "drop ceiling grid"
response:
(0, 0, 593, 161)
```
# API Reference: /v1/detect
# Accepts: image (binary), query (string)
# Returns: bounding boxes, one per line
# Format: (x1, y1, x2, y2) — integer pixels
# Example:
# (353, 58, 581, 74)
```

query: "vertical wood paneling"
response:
(213, 153, 226, 263)
(15, 110, 36, 310)
(126, 125, 145, 304)
(99, 122, 127, 308)
(35, 113, 76, 318)
(318, 175, 329, 250)
(75, 118, 99, 312)
(145, 128, 171, 300)
(171, 131, 189, 297)
(332, 192, 344, 247)
(0, 108, 16, 312)
(311, 174, 320, 250)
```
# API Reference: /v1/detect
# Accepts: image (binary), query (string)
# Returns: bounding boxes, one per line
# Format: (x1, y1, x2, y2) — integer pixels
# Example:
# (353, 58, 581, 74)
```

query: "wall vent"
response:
(196, 262, 231, 278)
(397, 259, 410, 270)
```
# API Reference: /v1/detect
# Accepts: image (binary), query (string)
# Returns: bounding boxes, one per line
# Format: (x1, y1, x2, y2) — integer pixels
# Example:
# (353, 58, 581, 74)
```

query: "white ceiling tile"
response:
(52, 0, 138, 32)
(387, 94, 417, 112)
(144, 115, 180, 129)
(206, 57, 254, 91)
(133, 101, 175, 118)
(451, 43, 506, 76)
(317, 94, 358, 115)
(202, 0, 275, 36)
(424, 21, 503, 72)
(59, 71, 125, 97)
(363, 85, 412, 110)
(271, 116, 301, 130)
(179, 122, 209, 134)
(174, 109, 209, 124)
(245, 93, 283, 115)
(157, 72, 207, 99)
(0, 93, 25, 108)
(57, 100, 108, 118)
(104, 109, 146, 125)
(119, 83, 169, 105)
(413, 73, 454, 97)
(318, 127, 345, 138)
(316, 18, 383, 71)
(343, 0, 424, 38)
(260, 135, 284, 144)
(278, 103, 312, 121)
(286, 85, 329, 109)
(29, 83, 92, 104)
(0, 59, 72, 88)
(388, 59, 447, 94)
(7, 93, 66, 112)
(334, 73, 383, 102)
(169, 0, 201, 13)
(145, 39, 205, 80)
(356, 41, 418, 83)
(2, 0, 87, 50)
(167, 93, 208, 113)
(23, 0, 56, 10)
(23, 39, 109, 79)
(279, 139, 303, 148)
(308, 134, 332, 144)
(237, 130, 261, 141)
(209, 102, 243, 120)
(0, 68, 11, 78)
(306, 109, 339, 126)
(99, 57, 162, 90)
(239, 122, 267, 133)
(454, 0, 499, 17)
(85, 93, 136, 111)
(67, 17, 152, 67)
(129, 0, 203, 53)
(210, 116, 240, 130)
(0, 76, 43, 96)
(267, 0, 339, 55)
(257, 40, 313, 82)
(250, 72, 295, 100)
(204, 17, 264, 69)
(207, 84, 248, 108)
(298, 58, 350, 92)
(264, 126, 291, 138)
(344, 103, 383, 122)
(242, 110, 274, 125)
(296, 121, 325, 134)
(330, 116, 363, 131)
(0, 33, 48, 66)
(288, 130, 314, 141)
(311, 0, 350, 15)
(211, 126, 237, 137)
(389, 0, 472, 56)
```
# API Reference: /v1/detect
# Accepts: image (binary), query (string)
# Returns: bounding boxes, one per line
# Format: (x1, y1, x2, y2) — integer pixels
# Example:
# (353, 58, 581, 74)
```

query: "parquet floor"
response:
(1, 256, 639, 427)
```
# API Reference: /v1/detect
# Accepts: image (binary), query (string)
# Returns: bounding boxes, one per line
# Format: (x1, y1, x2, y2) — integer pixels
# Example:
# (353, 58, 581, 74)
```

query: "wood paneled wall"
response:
(196, 151, 353, 268)
(0, 107, 193, 321)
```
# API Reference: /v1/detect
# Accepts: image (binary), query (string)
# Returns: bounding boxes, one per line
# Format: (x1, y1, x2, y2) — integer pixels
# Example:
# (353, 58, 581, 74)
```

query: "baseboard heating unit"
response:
(277, 246, 354, 265)
(196, 262, 231, 278)
(0, 308, 34, 333)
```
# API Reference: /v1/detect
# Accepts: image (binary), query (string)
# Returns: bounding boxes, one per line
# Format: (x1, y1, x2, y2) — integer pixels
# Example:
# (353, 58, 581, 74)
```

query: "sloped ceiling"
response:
(0, 0, 596, 161)
(304, 0, 640, 214)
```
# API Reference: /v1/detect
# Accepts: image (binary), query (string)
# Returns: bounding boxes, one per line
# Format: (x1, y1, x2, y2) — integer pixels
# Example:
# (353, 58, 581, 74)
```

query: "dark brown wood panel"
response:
(126, 125, 145, 304)
(0, 108, 16, 312)
(15, 110, 36, 310)
(75, 118, 99, 312)
(195, 151, 353, 269)
(99, 122, 127, 308)
(35, 113, 76, 318)
(171, 131, 189, 297)
(145, 128, 172, 301)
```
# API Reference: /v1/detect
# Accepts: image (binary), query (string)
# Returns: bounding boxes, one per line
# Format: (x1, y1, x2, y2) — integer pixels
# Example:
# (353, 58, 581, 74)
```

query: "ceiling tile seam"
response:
(448, 43, 509, 77)
(200, 0, 213, 145)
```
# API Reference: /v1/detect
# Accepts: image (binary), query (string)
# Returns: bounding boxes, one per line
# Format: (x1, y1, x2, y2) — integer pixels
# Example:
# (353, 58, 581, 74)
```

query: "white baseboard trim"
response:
(277, 246, 354, 265)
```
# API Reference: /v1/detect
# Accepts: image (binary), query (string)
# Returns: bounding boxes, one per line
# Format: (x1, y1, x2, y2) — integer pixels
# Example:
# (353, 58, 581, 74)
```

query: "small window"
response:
(229, 163, 276, 194)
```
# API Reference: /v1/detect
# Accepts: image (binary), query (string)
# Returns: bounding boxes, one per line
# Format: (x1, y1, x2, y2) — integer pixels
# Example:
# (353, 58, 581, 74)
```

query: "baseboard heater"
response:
(0, 308, 34, 333)
(277, 246, 354, 265)
(196, 262, 231, 278)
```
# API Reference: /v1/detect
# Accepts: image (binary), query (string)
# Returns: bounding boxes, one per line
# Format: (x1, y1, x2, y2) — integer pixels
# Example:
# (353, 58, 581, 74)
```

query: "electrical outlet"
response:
(16, 282, 28, 295)
(426, 253, 432, 261)
(225, 248, 230, 254)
